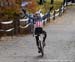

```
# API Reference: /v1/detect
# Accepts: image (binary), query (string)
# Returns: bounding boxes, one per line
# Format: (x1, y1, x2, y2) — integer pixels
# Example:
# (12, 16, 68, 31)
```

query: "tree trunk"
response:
(39, 0, 43, 4)
(51, 0, 54, 4)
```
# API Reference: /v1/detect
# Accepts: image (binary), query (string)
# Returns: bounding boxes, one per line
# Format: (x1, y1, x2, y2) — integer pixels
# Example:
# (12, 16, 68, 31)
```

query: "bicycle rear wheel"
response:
(39, 40, 44, 56)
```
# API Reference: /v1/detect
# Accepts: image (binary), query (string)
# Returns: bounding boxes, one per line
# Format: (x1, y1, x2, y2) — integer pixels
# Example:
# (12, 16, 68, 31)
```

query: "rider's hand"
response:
(22, 9, 26, 14)
(49, 6, 53, 11)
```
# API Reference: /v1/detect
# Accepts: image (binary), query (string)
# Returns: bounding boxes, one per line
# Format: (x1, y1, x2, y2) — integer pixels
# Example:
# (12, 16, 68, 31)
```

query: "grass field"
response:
(32, 0, 63, 13)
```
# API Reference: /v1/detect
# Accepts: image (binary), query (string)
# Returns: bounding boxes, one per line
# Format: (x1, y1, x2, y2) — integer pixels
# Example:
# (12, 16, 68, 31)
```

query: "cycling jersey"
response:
(34, 21, 43, 28)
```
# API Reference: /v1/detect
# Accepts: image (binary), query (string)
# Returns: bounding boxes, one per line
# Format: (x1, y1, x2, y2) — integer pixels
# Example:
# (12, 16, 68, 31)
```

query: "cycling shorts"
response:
(35, 27, 43, 35)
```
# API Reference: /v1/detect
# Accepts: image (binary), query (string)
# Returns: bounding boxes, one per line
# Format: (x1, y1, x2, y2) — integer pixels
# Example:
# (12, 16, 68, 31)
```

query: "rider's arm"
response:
(42, 11, 50, 20)
(42, 6, 53, 20)
(22, 9, 35, 20)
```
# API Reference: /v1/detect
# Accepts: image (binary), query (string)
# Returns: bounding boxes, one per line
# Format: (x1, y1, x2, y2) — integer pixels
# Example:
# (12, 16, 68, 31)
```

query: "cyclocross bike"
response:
(34, 34, 44, 57)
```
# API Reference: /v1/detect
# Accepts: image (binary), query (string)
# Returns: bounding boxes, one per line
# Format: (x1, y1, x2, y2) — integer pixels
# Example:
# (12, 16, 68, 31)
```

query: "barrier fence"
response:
(0, 4, 67, 38)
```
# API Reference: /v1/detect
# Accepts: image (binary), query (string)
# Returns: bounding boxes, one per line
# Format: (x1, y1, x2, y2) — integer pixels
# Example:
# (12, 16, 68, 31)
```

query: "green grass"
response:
(35, 0, 63, 14)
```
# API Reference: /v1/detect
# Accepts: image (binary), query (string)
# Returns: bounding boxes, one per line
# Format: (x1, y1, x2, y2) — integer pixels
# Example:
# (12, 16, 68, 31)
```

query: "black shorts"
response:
(35, 27, 43, 35)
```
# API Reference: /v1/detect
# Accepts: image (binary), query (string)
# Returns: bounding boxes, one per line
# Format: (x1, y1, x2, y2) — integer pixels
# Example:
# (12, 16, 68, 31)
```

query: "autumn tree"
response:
(23, 0, 38, 13)
(0, 0, 21, 20)
(0, 0, 38, 20)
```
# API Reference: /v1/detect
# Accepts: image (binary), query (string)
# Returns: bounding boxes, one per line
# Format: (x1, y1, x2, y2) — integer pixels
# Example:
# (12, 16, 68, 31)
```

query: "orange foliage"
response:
(0, 0, 21, 20)
(0, 0, 38, 20)
(26, 0, 38, 13)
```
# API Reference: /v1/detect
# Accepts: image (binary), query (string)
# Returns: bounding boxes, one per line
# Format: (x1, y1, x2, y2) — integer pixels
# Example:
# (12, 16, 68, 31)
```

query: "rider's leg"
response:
(35, 35, 39, 47)
(35, 28, 39, 47)
(35, 35, 41, 53)
(35, 27, 43, 53)
(42, 30, 47, 47)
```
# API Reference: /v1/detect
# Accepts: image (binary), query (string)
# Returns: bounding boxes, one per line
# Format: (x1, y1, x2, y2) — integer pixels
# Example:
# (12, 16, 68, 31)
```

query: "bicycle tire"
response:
(39, 40, 44, 56)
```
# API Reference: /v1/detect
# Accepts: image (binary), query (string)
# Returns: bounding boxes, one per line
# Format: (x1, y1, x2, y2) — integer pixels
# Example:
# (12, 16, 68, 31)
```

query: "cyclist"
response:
(22, 7, 53, 53)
